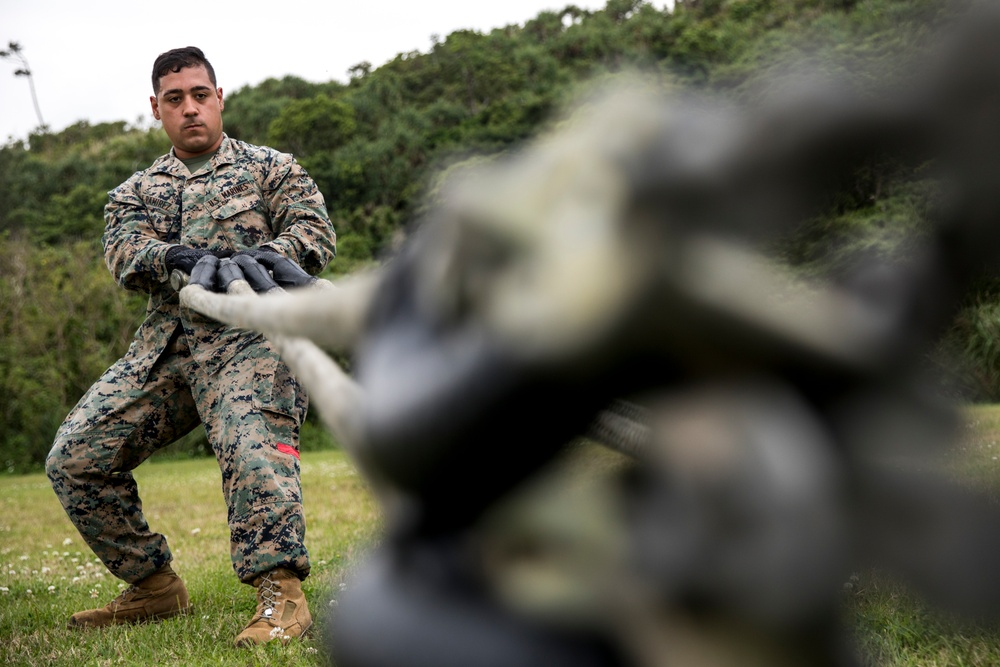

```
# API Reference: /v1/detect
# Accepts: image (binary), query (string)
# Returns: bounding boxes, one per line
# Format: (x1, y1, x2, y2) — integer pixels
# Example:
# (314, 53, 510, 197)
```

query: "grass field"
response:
(844, 404, 1000, 667)
(5, 407, 1000, 666)
(0, 449, 380, 666)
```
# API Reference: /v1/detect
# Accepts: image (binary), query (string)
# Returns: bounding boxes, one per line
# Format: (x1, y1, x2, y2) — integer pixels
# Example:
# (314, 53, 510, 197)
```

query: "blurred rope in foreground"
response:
(179, 3, 1000, 665)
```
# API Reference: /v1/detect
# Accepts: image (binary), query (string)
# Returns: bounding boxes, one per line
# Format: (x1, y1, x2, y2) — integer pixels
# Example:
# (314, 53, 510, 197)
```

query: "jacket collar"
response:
(150, 134, 234, 176)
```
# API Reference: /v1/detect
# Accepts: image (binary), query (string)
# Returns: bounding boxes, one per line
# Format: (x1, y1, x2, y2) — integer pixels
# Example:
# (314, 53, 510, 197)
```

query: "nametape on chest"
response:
(218, 181, 254, 199)
(207, 178, 263, 220)
(145, 194, 176, 211)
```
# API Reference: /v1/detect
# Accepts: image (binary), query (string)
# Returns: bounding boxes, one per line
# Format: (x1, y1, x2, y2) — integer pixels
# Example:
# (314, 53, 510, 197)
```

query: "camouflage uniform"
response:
(46, 134, 336, 585)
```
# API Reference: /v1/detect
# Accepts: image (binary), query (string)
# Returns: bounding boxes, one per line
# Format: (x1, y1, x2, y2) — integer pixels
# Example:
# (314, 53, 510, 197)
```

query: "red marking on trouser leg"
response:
(276, 442, 300, 459)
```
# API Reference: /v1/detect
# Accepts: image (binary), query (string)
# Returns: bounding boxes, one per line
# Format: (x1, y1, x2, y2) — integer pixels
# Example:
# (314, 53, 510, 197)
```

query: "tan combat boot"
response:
(234, 568, 312, 647)
(68, 563, 190, 629)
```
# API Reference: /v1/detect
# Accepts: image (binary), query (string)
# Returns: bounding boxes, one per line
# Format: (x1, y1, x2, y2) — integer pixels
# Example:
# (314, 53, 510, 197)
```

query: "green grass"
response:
(0, 449, 380, 666)
(848, 569, 1000, 667)
(844, 403, 1000, 667)
(6, 408, 1000, 666)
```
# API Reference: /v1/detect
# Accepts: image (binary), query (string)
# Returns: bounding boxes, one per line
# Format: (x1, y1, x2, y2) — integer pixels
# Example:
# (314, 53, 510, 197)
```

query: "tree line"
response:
(0, 0, 980, 472)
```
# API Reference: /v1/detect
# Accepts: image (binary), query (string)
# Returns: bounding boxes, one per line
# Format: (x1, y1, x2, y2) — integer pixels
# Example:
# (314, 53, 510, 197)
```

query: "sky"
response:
(0, 0, 668, 144)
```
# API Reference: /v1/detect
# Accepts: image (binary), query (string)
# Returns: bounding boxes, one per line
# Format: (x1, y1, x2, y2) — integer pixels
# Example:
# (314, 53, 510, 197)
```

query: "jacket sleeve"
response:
(102, 172, 175, 293)
(260, 156, 337, 275)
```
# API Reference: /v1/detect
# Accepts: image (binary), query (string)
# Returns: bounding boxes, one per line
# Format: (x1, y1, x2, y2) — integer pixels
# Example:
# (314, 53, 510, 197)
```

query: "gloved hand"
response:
(234, 245, 317, 289)
(233, 254, 280, 293)
(216, 258, 245, 293)
(253, 251, 318, 289)
(233, 245, 278, 261)
(188, 255, 220, 291)
(165, 245, 211, 274)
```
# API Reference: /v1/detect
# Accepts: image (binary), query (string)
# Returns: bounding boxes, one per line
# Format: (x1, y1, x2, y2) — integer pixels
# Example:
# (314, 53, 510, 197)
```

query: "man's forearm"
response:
(103, 223, 174, 292)
(265, 162, 337, 274)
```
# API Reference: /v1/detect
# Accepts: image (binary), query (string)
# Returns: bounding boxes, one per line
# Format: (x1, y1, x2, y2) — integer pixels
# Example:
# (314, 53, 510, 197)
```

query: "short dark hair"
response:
(151, 46, 217, 95)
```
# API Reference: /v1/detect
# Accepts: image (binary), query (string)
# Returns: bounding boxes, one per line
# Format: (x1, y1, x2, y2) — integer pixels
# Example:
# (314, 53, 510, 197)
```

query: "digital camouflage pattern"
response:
(104, 133, 336, 381)
(47, 134, 335, 584)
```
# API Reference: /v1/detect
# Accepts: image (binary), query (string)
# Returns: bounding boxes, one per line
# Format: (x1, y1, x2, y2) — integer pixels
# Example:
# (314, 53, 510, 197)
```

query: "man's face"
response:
(150, 64, 224, 159)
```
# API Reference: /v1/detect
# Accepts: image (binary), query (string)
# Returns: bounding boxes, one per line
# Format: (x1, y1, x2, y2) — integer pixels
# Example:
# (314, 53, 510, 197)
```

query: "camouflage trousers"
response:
(46, 325, 310, 585)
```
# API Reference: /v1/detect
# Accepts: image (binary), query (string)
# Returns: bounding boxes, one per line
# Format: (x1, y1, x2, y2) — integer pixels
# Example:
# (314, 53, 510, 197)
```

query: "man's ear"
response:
(150, 95, 161, 121)
(218, 87, 224, 112)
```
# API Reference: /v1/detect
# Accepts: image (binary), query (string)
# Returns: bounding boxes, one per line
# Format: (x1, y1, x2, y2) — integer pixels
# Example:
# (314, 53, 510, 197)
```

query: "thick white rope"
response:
(177, 276, 367, 456)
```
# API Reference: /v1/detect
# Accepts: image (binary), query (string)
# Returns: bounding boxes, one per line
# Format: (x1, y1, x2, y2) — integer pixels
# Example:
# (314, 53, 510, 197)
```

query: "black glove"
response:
(233, 254, 280, 293)
(188, 255, 220, 291)
(165, 246, 211, 274)
(233, 245, 278, 261)
(216, 258, 246, 293)
(253, 251, 318, 289)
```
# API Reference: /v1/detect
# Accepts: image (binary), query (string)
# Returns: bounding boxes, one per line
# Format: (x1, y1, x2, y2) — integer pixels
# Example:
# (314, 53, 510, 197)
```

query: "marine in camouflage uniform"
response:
(45, 47, 335, 643)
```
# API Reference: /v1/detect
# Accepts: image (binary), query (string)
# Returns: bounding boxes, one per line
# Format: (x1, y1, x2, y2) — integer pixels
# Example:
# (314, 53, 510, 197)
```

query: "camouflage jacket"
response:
(103, 134, 337, 385)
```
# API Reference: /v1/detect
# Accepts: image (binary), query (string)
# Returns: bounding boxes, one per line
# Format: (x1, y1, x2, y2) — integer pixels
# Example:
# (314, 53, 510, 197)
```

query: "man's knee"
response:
(46, 432, 102, 492)
(46, 436, 77, 502)
(46, 436, 70, 482)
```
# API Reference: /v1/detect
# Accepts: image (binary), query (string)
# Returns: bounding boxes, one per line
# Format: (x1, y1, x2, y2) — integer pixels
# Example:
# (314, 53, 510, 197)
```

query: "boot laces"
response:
(256, 573, 283, 621)
(110, 584, 139, 610)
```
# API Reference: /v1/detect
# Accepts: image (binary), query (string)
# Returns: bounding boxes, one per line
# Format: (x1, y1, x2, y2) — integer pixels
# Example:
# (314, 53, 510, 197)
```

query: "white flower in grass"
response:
(90, 589, 100, 599)
(62, 538, 72, 546)
(269, 626, 286, 639)
(41, 567, 50, 575)
(190, 528, 201, 535)
(305, 648, 318, 655)
(47, 586, 55, 594)
(25, 589, 32, 596)
(0, 587, 8, 595)
(19, 555, 28, 561)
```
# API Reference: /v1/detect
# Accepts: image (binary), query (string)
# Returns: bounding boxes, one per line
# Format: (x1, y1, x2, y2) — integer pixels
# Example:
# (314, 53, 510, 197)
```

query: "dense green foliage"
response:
(0, 0, 980, 472)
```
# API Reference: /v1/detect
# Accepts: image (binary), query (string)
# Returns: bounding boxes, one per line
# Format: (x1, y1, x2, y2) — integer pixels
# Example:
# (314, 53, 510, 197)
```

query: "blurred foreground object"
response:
(179, 3, 1000, 665)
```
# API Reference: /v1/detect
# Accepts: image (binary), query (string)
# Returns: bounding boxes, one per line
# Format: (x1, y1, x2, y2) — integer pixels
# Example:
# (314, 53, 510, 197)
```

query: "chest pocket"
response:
(138, 187, 180, 240)
(148, 202, 180, 240)
(209, 192, 263, 220)
(207, 188, 271, 247)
